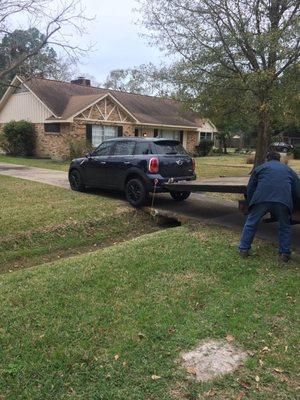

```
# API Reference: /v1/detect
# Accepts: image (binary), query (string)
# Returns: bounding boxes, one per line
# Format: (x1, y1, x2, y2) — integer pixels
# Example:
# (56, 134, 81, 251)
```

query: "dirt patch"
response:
(180, 339, 247, 382)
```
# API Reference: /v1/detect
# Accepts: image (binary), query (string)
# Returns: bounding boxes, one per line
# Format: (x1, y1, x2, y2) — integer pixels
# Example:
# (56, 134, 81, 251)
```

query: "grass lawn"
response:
(0, 224, 299, 399)
(0, 154, 69, 171)
(0, 175, 158, 273)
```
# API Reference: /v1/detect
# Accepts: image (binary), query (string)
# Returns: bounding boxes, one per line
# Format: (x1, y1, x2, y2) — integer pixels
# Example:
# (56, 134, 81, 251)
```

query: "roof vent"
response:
(71, 77, 91, 86)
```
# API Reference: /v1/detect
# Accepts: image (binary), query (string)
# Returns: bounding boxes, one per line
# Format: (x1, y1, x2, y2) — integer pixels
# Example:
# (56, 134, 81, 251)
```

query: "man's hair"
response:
(266, 151, 281, 161)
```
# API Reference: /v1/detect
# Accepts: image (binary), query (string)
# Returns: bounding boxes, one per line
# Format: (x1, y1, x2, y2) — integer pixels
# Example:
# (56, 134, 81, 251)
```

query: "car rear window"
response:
(153, 140, 187, 155)
(135, 141, 152, 155)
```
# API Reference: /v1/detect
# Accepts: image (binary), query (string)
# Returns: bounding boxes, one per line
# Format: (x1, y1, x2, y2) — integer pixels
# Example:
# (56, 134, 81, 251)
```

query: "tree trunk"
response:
(254, 104, 271, 166)
(223, 140, 228, 154)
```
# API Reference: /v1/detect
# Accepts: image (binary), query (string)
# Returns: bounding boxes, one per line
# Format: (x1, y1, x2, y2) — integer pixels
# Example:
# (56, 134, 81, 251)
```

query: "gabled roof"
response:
(0, 76, 214, 130)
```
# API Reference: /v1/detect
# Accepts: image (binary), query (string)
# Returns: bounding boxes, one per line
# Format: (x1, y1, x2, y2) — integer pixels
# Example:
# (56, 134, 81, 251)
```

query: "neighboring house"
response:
(0, 75, 217, 160)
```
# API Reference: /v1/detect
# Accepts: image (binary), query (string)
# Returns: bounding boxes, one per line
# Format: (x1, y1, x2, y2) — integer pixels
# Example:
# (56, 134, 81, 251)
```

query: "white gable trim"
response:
(66, 93, 139, 123)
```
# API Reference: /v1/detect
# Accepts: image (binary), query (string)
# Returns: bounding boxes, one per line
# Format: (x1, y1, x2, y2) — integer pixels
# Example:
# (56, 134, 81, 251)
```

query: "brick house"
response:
(0, 75, 217, 160)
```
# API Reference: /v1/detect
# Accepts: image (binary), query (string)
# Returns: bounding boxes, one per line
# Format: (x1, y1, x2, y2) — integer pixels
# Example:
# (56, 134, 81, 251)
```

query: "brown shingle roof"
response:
(23, 76, 202, 127)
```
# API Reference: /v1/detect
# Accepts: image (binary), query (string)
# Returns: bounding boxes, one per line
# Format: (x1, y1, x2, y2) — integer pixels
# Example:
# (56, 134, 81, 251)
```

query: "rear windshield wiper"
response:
(165, 151, 178, 155)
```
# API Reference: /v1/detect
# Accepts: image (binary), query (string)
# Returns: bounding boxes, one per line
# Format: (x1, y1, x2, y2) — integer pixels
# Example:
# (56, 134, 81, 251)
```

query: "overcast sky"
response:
(75, 0, 163, 84)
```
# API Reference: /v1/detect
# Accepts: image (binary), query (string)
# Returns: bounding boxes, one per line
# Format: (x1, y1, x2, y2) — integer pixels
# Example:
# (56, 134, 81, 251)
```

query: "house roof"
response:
(17, 76, 204, 128)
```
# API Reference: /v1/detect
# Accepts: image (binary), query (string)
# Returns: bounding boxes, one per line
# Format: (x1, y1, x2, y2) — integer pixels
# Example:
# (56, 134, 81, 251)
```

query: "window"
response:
(44, 123, 61, 133)
(92, 125, 118, 147)
(113, 141, 136, 156)
(154, 140, 187, 155)
(135, 141, 152, 155)
(200, 132, 213, 141)
(158, 129, 180, 141)
(93, 141, 114, 156)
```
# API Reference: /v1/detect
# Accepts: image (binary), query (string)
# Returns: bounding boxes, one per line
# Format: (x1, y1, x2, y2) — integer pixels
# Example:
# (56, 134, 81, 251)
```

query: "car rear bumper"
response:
(146, 174, 197, 192)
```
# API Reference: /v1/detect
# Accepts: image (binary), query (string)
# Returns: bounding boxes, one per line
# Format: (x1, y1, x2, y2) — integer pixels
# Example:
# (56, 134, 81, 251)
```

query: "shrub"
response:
(69, 138, 93, 159)
(294, 146, 300, 160)
(0, 133, 10, 153)
(196, 140, 214, 157)
(3, 120, 35, 156)
(211, 147, 223, 155)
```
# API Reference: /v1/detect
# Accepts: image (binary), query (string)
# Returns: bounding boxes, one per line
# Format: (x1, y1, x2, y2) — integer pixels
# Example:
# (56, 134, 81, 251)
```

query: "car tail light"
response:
(148, 157, 159, 173)
(192, 158, 195, 171)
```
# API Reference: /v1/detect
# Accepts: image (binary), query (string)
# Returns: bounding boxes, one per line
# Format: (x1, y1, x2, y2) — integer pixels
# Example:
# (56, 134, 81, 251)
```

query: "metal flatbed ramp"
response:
(164, 177, 249, 194)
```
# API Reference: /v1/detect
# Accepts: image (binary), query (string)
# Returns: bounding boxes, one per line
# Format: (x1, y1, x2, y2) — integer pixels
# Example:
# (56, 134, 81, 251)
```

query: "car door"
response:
(83, 141, 115, 188)
(107, 140, 136, 189)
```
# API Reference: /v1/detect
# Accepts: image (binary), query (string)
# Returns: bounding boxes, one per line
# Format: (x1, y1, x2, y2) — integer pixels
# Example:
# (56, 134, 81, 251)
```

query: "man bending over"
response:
(239, 151, 300, 262)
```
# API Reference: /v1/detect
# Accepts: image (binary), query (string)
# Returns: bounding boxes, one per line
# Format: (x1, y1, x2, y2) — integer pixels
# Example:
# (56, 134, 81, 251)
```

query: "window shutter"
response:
(86, 124, 92, 145)
(154, 129, 158, 138)
(179, 130, 184, 144)
(118, 126, 123, 137)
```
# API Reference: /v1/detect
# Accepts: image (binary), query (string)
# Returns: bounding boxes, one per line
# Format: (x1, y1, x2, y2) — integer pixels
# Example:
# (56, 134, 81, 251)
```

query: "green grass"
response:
(0, 175, 158, 272)
(0, 224, 298, 399)
(0, 154, 69, 171)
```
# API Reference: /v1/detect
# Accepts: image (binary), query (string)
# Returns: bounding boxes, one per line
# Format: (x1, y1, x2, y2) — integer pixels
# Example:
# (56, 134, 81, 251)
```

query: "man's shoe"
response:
(239, 250, 250, 258)
(279, 253, 291, 263)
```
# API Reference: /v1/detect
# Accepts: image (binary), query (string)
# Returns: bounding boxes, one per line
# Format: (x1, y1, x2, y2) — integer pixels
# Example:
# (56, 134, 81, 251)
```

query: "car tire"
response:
(69, 169, 86, 192)
(125, 178, 149, 207)
(170, 191, 191, 201)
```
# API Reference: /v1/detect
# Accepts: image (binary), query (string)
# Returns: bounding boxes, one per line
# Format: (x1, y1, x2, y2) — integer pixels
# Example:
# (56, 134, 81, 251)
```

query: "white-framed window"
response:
(158, 129, 180, 140)
(200, 132, 213, 141)
(92, 125, 118, 147)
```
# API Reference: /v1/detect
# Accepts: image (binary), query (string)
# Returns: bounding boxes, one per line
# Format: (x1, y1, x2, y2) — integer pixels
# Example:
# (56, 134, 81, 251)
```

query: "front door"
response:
(107, 140, 136, 189)
(83, 141, 114, 187)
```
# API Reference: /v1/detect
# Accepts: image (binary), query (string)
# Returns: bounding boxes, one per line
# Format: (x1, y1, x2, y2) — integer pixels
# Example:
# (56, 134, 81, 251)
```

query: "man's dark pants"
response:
(239, 202, 291, 254)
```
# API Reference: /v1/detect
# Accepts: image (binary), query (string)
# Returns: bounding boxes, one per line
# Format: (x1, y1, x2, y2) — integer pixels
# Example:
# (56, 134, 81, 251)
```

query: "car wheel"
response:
(170, 191, 191, 201)
(125, 178, 149, 207)
(69, 169, 86, 192)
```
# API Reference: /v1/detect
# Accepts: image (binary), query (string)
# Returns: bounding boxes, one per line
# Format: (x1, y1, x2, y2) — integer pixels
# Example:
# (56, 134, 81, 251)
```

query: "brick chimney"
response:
(71, 77, 91, 86)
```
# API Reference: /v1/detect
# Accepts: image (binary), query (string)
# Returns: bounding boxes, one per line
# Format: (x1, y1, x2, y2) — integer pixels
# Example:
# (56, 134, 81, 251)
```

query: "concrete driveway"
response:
(1, 161, 300, 252)
(0, 162, 69, 189)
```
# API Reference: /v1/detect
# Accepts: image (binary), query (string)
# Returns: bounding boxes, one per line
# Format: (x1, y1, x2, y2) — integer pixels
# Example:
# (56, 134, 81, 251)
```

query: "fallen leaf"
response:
(226, 334, 234, 343)
(259, 359, 264, 367)
(168, 327, 176, 335)
(204, 389, 216, 397)
(255, 375, 260, 382)
(151, 375, 161, 381)
(261, 346, 270, 353)
(138, 332, 146, 339)
(186, 366, 197, 375)
(236, 393, 245, 400)
(238, 380, 251, 389)
(114, 354, 120, 361)
(274, 368, 284, 373)
(122, 361, 127, 367)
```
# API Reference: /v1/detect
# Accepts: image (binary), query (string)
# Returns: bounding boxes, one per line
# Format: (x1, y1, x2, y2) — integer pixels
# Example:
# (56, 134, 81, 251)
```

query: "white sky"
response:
(75, 0, 163, 84)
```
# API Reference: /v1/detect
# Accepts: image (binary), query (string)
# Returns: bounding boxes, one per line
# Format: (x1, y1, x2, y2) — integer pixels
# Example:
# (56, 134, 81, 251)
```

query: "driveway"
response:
(1, 162, 300, 252)
(0, 162, 69, 189)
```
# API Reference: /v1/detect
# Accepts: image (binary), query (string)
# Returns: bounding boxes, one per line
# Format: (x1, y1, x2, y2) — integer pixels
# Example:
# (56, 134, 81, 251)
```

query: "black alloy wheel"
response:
(69, 169, 86, 192)
(170, 191, 191, 201)
(125, 178, 148, 207)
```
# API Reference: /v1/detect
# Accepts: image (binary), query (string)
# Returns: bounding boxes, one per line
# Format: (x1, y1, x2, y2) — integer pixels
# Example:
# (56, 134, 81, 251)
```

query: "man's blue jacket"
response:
(247, 160, 300, 212)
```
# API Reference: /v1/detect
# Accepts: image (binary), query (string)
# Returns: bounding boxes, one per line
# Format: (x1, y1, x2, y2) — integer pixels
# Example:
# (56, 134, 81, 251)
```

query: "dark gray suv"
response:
(69, 137, 196, 206)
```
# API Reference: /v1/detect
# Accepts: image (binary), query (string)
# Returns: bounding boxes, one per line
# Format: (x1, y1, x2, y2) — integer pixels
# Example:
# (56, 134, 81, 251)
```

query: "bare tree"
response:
(137, 0, 300, 165)
(0, 0, 93, 82)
